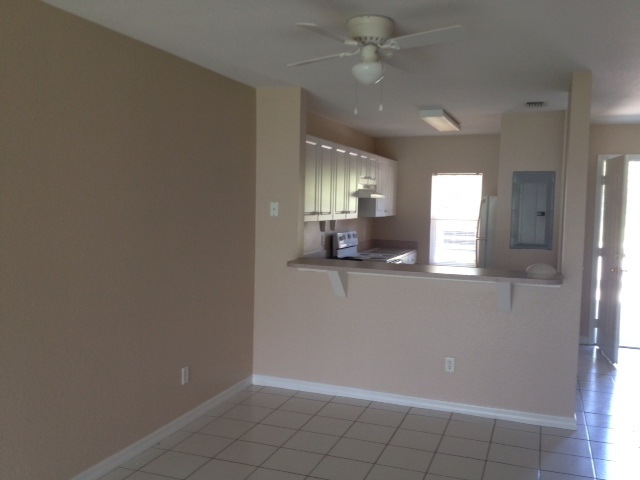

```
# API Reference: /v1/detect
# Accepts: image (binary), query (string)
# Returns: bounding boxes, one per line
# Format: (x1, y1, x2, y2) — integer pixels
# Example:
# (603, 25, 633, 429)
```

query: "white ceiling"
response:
(42, 0, 640, 137)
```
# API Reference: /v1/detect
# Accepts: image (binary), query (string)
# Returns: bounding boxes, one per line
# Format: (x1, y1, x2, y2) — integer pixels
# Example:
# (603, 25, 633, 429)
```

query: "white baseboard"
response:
(71, 377, 252, 480)
(253, 374, 576, 430)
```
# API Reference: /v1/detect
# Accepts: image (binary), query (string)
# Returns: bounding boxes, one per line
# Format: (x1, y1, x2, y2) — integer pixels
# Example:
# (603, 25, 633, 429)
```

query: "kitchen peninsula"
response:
(287, 256, 562, 310)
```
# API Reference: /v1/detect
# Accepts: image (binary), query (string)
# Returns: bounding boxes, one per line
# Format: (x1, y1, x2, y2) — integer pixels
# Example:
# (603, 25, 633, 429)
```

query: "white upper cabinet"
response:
(333, 148, 358, 220)
(304, 138, 334, 222)
(358, 155, 397, 218)
(304, 136, 396, 221)
(358, 153, 378, 186)
(378, 158, 397, 217)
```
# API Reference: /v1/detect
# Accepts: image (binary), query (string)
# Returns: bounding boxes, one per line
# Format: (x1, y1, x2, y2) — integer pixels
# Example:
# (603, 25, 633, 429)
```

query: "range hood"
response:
(355, 186, 384, 198)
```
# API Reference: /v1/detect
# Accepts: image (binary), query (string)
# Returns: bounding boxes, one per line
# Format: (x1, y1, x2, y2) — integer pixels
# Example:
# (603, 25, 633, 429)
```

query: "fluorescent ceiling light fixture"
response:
(419, 109, 461, 132)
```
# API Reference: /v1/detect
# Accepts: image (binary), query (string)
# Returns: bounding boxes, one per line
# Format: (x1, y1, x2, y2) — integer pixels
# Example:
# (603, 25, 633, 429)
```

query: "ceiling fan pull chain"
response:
(379, 80, 384, 111)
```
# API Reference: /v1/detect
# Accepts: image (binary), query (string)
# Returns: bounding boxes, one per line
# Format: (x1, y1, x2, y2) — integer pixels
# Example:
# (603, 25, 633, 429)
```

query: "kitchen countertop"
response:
(287, 256, 562, 285)
(287, 256, 562, 310)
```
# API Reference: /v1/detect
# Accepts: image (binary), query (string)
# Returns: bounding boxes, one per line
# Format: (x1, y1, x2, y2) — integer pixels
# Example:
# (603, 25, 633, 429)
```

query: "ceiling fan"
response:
(288, 15, 466, 85)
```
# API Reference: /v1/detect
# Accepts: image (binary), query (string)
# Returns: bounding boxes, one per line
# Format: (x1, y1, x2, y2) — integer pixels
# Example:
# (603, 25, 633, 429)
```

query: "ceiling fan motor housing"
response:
(347, 15, 394, 45)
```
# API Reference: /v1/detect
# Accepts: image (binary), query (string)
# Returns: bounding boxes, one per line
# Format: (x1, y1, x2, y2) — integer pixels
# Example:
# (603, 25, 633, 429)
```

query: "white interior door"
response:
(598, 155, 628, 364)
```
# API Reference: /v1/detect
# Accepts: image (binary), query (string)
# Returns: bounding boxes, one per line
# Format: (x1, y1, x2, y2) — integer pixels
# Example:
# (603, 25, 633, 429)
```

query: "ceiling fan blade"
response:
(296, 22, 358, 46)
(287, 50, 359, 67)
(387, 25, 466, 50)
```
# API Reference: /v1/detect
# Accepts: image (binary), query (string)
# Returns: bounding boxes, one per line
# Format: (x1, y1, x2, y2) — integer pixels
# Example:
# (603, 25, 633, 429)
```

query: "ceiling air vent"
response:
(525, 101, 547, 108)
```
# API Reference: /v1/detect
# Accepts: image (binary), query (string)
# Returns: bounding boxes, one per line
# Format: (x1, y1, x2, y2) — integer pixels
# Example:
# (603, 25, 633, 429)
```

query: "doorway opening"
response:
(619, 160, 640, 349)
(592, 155, 640, 364)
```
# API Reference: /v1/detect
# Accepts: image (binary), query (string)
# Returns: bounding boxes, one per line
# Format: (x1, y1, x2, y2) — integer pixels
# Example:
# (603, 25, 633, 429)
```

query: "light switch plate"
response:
(270, 202, 279, 217)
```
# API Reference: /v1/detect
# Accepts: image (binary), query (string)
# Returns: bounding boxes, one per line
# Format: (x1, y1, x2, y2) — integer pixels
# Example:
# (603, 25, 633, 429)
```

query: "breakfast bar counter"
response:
(287, 256, 563, 311)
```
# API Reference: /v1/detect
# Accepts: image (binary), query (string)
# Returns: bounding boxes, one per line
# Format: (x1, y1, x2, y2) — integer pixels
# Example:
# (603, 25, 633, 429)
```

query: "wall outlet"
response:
(181, 366, 189, 385)
(445, 357, 455, 373)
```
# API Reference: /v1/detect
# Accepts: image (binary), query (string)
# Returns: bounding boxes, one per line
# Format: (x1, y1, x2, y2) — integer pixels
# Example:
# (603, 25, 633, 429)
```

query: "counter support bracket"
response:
(327, 271, 347, 298)
(496, 281, 512, 312)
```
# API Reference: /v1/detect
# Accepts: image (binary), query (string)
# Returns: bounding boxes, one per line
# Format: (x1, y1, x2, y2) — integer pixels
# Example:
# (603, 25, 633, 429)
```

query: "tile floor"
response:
(99, 346, 639, 480)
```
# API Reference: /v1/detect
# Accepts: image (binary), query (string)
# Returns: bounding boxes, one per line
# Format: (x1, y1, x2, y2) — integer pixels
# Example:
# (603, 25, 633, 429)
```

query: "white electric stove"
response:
(332, 231, 416, 264)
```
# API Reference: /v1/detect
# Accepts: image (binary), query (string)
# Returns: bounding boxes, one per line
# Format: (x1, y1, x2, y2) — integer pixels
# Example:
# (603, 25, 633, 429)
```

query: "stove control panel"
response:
(334, 231, 359, 251)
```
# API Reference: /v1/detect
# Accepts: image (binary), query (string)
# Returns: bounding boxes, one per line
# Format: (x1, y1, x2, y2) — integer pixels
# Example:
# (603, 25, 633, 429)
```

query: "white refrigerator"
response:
(476, 196, 497, 268)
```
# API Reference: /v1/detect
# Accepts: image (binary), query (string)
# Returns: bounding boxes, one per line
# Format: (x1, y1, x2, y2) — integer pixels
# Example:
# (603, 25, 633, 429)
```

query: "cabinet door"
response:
(345, 151, 360, 218)
(333, 148, 349, 219)
(385, 160, 397, 216)
(317, 143, 334, 221)
(376, 160, 389, 216)
(358, 154, 378, 186)
(304, 140, 320, 221)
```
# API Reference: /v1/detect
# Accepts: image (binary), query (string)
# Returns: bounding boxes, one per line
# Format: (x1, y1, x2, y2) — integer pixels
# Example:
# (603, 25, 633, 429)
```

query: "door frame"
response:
(587, 155, 611, 344)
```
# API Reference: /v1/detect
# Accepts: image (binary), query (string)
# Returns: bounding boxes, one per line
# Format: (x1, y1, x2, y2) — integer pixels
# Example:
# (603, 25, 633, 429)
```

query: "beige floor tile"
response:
(97, 468, 135, 480)
(365, 464, 424, 480)
(541, 434, 591, 457)
(400, 414, 448, 435)
(140, 451, 209, 479)
(389, 428, 441, 451)
(301, 416, 353, 436)
(344, 421, 396, 444)
(491, 426, 540, 449)
(246, 468, 305, 480)
(317, 402, 366, 421)
(427, 453, 485, 480)
(437, 435, 489, 460)
(488, 443, 539, 469)
(358, 408, 406, 428)
(283, 430, 340, 454)
(540, 451, 595, 478)
(187, 459, 256, 480)
(279, 397, 327, 415)
(377, 445, 433, 472)
(261, 447, 324, 475)
(445, 419, 493, 442)
(239, 424, 297, 446)
(328, 437, 385, 463)
(260, 410, 312, 429)
(482, 461, 538, 480)
(222, 404, 273, 422)
(215, 440, 277, 466)
(310, 456, 372, 480)
(242, 393, 289, 409)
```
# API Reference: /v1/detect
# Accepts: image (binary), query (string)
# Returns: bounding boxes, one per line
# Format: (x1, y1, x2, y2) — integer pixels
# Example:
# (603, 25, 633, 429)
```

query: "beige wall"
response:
(254, 84, 589, 425)
(580, 125, 640, 338)
(493, 111, 566, 270)
(373, 135, 500, 264)
(1, 2, 255, 479)
(307, 113, 375, 152)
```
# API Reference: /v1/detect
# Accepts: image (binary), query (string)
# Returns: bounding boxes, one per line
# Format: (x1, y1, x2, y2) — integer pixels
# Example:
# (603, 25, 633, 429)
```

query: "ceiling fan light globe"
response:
(352, 61, 384, 85)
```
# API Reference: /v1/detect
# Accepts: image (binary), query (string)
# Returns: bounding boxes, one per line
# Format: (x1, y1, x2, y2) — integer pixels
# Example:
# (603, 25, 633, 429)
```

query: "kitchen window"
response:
(430, 173, 483, 266)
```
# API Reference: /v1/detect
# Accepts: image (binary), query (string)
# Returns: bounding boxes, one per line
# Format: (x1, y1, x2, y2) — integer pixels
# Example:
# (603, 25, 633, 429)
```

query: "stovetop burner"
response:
(332, 231, 409, 263)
